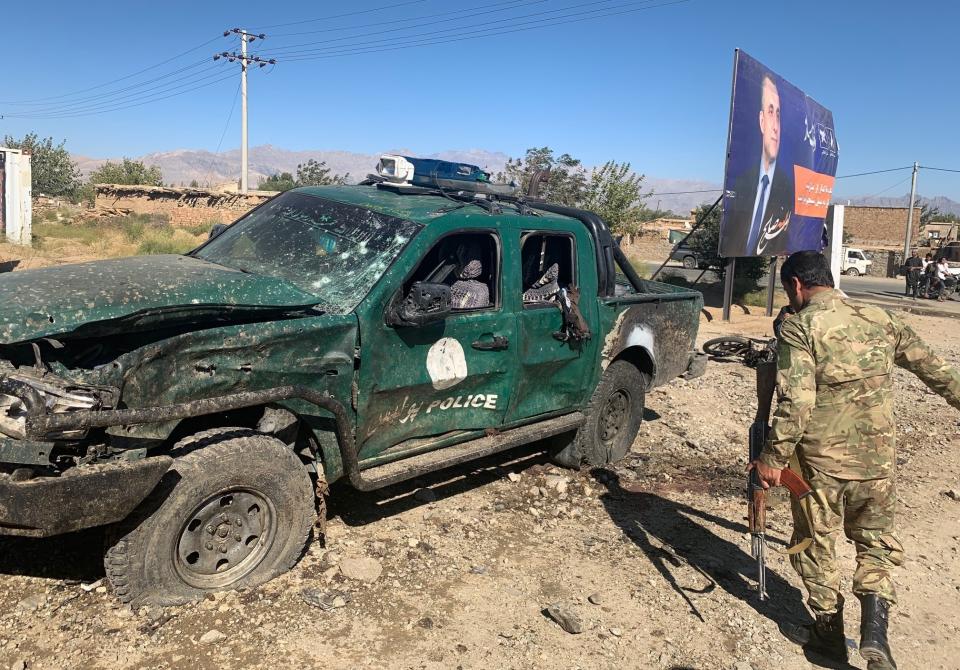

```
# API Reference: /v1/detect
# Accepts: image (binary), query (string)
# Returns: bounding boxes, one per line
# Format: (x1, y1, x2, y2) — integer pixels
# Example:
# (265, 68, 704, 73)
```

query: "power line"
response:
(922, 166, 960, 174)
(214, 84, 242, 154)
(835, 166, 913, 179)
(263, 0, 551, 52)
(252, 0, 429, 30)
(275, 0, 690, 62)
(647, 188, 721, 196)
(2, 60, 217, 115)
(2, 72, 237, 120)
(3, 68, 237, 119)
(265, 0, 672, 57)
(0, 36, 223, 105)
(268, 0, 537, 38)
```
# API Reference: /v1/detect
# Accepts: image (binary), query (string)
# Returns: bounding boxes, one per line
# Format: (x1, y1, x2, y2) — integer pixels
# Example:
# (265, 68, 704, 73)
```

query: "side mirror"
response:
(388, 282, 451, 326)
(209, 223, 228, 240)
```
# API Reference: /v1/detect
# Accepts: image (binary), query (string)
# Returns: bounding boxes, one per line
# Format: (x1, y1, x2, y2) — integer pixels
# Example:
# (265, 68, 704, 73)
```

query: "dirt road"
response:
(1, 307, 958, 670)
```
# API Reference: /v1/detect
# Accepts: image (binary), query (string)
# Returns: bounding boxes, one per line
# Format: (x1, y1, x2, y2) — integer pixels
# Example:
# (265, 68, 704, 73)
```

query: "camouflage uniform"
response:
(759, 289, 960, 613)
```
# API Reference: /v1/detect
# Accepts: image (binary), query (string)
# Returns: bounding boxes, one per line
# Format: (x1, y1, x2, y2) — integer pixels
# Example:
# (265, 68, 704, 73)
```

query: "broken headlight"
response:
(0, 373, 117, 440)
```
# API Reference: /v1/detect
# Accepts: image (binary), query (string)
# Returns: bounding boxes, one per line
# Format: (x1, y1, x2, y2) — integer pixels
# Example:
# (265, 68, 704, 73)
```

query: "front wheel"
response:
(682, 255, 698, 270)
(551, 360, 646, 468)
(104, 429, 316, 606)
(845, 267, 860, 277)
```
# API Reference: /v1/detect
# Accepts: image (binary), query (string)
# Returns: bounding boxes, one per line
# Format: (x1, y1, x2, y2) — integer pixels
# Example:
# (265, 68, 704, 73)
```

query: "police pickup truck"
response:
(0, 156, 704, 605)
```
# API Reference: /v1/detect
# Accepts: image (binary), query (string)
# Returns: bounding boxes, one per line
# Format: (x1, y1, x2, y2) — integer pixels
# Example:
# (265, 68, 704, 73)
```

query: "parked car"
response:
(670, 243, 709, 270)
(0, 168, 705, 606)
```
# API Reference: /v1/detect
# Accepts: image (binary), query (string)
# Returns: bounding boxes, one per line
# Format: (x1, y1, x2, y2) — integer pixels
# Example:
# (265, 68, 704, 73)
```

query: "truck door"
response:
(504, 226, 600, 422)
(355, 227, 518, 458)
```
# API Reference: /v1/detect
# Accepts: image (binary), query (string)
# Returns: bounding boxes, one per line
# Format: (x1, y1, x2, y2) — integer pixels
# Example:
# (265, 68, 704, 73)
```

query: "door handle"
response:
(472, 335, 509, 351)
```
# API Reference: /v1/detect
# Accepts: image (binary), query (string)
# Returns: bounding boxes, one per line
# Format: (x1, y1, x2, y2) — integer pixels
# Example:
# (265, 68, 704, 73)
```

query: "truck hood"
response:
(0, 254, 322, 344)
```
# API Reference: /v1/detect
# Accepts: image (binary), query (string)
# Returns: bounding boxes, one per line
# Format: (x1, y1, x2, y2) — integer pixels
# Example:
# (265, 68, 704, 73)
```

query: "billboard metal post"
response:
(722, 258, 736, 321)
(766, 257, 778, 316)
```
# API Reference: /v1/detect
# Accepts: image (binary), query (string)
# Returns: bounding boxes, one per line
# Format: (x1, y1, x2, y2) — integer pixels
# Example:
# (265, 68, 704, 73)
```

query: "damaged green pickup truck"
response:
(0, 183, 704, 605)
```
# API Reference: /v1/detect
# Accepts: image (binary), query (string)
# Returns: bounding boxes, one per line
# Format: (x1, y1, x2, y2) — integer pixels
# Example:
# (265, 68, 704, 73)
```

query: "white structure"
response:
(0, 148, 31, 245)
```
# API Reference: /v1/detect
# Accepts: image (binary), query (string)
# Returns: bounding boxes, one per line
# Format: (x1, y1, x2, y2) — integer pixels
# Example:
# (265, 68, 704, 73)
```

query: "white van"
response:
(841, 247, 872, 276)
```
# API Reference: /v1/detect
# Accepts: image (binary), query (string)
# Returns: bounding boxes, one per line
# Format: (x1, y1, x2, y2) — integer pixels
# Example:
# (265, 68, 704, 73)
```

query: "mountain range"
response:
(72, 146, 960, 218)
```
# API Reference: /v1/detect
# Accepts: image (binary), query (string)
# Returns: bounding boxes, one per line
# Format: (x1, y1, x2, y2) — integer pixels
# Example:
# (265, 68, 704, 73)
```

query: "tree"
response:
(2, 132, 82, 198)
(498, 147, 586, 206)
(296, 159, 348, 186)
(89, 158, 163, 186)
(685, 203, 769, 290)
(580, 161, 650, 235)
(259, 172, 296, 192)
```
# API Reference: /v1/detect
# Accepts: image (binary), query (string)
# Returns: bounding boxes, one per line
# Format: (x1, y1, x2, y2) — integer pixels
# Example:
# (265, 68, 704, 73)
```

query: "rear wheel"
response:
(551, 360, 646, 468)
(104, 429, 315, 606)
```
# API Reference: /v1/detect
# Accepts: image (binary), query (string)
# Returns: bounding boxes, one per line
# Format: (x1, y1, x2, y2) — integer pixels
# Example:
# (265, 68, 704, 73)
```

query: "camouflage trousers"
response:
(789, 463, 904, 614)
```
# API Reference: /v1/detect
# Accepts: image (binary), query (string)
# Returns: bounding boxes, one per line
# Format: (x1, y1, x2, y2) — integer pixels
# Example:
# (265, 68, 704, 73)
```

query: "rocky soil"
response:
(1, 307, 958, 670)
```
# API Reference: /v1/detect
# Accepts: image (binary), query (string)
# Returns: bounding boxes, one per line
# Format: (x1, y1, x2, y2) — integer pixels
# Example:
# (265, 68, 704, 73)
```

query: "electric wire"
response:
(274, 0, 690, 62)
(647, 188, 721, 196)
(3, 71, 237, 120)
(262, 0, 558, 52)
(835, 166, 913, 179)
(267, 0, 539, 38)
(252, 0, 428, 30)
(922, 166, 960, 174)
(3, 60, 217, 114)
(264, 0, 676, 57)
(0, 36, 224, 105)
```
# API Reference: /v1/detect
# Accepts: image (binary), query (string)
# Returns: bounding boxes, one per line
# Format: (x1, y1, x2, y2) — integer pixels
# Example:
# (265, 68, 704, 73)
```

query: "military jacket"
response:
(760, 289, 960, 479)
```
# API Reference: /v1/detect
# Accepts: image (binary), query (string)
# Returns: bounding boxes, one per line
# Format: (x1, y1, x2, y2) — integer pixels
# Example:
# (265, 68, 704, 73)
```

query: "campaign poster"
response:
(719, 50, 839, 258)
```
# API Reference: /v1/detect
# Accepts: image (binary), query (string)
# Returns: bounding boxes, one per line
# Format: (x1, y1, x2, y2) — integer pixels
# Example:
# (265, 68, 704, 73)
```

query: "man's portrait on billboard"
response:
(725, 73, 795, 256)
(719, 51, 838, 259)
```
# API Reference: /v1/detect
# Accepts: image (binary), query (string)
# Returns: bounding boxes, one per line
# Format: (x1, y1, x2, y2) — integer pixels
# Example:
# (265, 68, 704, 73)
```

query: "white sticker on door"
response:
(426, 337, 468, 390)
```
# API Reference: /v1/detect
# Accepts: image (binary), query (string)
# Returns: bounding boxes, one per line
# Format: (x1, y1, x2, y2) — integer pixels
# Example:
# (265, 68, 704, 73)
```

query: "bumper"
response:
(0, 456, 172, 537)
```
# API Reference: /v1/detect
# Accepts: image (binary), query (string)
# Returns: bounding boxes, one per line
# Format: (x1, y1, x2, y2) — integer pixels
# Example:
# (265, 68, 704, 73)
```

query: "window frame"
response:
(519, 230, 578, 311)
(395, 228, 503, 317)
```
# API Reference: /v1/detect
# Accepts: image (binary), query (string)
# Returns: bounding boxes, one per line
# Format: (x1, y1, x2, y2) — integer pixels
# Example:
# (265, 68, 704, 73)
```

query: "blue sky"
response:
(2, 0, 959, 199)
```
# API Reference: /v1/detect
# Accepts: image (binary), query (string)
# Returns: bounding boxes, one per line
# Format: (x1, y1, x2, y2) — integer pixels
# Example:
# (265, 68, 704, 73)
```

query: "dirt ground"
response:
(1, 306, 958, 670)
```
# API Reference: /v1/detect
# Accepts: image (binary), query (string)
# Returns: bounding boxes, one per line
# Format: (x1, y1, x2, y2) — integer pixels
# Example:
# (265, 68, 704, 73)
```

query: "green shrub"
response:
(137, 230, 196, 255)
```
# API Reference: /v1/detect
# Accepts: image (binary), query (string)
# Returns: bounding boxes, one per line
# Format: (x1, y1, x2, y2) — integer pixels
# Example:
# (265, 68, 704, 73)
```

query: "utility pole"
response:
(903, 161, 919, 261)
(215, 29, 274, 194)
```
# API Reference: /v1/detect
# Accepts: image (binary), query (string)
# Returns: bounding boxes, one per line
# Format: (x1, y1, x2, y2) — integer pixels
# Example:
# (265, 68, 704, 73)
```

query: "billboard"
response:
(719, 50, 839, 258)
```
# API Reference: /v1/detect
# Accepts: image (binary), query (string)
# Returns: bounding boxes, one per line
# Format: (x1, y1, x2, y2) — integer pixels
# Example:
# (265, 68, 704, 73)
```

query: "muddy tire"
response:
(104, 429, 315, 606)
(551, 360, 646, 468)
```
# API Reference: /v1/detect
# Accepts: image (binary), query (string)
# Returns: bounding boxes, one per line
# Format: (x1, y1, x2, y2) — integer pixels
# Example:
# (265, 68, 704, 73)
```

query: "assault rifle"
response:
(748, 357, 813, 601)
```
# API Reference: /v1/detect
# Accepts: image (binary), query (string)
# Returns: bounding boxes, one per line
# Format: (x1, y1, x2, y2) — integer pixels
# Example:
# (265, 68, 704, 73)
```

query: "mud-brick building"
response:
(841, 206, 918, 248)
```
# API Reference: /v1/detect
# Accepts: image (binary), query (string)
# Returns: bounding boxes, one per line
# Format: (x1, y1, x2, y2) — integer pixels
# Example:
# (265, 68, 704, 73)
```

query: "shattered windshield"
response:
(194, 191, 422, 313)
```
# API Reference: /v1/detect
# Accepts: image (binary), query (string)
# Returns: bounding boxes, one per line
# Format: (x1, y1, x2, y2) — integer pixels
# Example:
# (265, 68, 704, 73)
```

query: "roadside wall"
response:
(94, 184, 272, 226)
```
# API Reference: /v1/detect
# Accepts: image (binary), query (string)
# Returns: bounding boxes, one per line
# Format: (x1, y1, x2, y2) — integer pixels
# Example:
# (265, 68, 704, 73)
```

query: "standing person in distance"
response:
(748, 251, 960, 669)
(902, 249, 923, 299)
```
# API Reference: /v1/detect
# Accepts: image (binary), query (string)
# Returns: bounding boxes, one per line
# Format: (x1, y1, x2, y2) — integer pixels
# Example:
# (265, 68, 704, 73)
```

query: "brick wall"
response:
(843, 206, 919, 247)
(94, 184, 272, 227)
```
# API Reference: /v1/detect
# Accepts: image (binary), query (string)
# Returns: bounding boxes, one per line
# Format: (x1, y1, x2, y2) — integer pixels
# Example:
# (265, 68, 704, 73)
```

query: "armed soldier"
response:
(748, 251, 960, 669)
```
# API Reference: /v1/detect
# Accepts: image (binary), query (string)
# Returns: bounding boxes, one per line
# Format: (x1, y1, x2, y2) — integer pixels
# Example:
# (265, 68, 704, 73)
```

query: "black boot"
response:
(859, 594, 897, 669)
(780, 598, 848, 663)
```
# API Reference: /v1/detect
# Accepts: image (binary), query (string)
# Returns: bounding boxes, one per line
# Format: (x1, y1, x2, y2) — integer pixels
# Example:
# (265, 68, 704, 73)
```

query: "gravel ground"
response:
(1, 306, 958, 670)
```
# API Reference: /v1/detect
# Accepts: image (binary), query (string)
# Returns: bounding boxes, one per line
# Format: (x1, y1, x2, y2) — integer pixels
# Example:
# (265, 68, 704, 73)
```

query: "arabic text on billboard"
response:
(719, 50, 839, 258)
